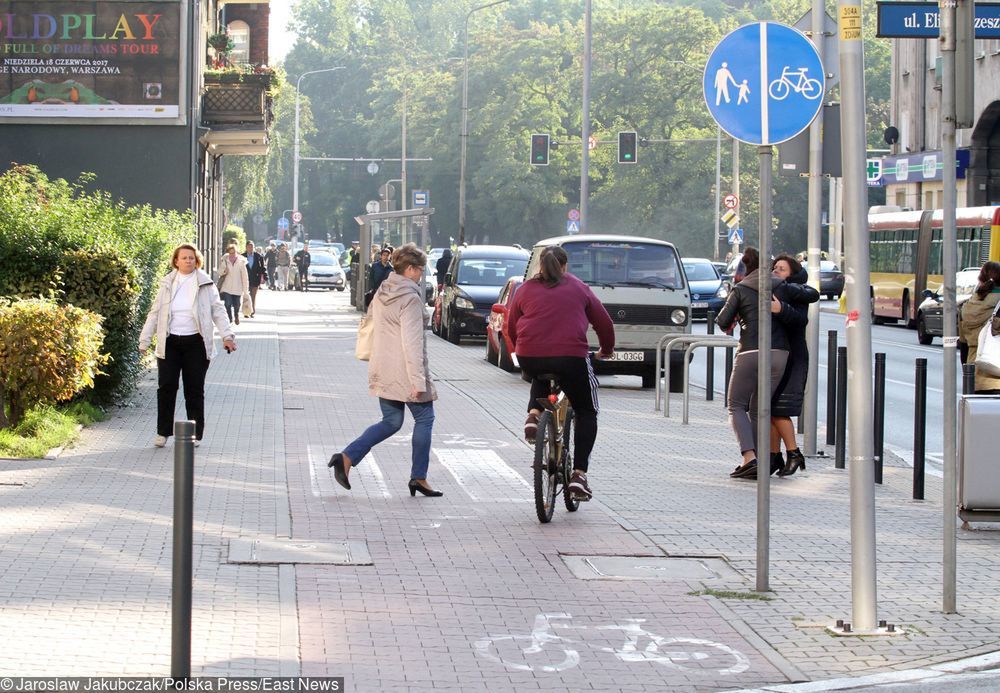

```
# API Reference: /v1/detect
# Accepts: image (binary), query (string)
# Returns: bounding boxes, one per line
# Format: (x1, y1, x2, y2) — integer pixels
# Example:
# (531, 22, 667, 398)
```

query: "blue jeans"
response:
(343, 398, 435, 480)
(221, 292, 241, 322)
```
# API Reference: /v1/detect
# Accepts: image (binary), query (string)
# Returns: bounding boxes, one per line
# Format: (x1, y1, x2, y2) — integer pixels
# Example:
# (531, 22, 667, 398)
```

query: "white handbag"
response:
(975, 302, 1000, 378)
(355, 313, 374, 361)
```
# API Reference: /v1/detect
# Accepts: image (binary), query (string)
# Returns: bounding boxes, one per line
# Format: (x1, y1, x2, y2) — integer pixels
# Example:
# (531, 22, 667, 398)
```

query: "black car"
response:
(438, 245, 529, 344)
(682, 258, 728, 320)
(806, 260, 845, 300)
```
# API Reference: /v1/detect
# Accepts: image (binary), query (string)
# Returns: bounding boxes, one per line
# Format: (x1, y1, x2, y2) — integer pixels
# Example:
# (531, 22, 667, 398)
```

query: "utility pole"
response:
(580, 0, 592, 234)
(803, 0, 826, 457)
(732, 138, 740, 255)
(714, 128, 722, 261)
(838, 0, 878, 632)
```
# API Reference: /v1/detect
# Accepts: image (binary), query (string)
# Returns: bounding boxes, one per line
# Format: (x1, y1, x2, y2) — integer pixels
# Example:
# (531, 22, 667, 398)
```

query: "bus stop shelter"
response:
(352, 207, 435, 313)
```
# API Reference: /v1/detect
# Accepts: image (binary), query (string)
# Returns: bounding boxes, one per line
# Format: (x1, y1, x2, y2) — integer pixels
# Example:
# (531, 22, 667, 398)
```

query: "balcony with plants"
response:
(200, 32, 277, 156)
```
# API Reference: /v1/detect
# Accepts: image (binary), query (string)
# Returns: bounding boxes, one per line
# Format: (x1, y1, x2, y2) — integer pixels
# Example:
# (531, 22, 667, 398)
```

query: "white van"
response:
(525, 235, 692, 388)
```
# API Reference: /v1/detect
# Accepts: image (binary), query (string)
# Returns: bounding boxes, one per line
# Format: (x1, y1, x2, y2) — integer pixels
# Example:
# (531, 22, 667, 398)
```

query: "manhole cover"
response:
(561, 555, 740, 581)
(228, 538, 372, 565)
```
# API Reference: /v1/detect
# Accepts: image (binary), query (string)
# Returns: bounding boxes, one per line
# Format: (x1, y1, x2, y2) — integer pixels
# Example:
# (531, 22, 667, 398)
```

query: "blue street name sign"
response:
(876, 2, 1000, 39)
(413, 190, 429, 207)
(704, 22, 825, 146)
(566, 220, 580, 235)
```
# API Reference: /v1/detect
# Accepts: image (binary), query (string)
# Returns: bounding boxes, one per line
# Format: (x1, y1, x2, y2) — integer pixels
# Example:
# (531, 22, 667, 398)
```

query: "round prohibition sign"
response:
(724, 194, 739, 210)
(292, 210, 303, 223)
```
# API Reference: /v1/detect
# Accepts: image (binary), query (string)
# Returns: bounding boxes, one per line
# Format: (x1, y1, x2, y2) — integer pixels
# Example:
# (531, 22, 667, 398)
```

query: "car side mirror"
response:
(922, 289, 934, 299)
(492, 303, 504, 314)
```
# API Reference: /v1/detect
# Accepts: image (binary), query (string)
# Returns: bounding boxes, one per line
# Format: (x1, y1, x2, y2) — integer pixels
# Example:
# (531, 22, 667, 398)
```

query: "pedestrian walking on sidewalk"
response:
(959, 261, 1000, 394)
(139, 243, 236, 448)
(328, 243, 443, 497)
(715, 247, 805, 480)
(243, 241, 267, 317)
(264, 241, 278, 290)
(218, 244, 249, 325)
(507, 245, 616, 501)
(768, 255, 820, 477)
(276, 244, 291, 290)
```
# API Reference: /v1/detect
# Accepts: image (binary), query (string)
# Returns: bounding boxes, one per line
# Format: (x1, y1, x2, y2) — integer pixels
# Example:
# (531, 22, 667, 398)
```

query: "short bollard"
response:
(835, 346, 848, 469)
(874, 352, 886, 484)
(706, 311, 716, 402)
(826, 330, 838, 446)
(962, 363, 976, 395)
(913, 358, 927, 500)
(172, 420, 196, 680)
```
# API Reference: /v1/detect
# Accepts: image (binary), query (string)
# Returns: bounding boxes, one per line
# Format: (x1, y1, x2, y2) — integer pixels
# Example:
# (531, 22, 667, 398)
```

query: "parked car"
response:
(485, 276, 523, 372)
(712, 261, 729, 281)
(305, 251, 346, 291)
(437, 245, 529, 344)
(914, 269, 980, 344)
(805, 260, 845, 299)
(682, 258, 728, 320)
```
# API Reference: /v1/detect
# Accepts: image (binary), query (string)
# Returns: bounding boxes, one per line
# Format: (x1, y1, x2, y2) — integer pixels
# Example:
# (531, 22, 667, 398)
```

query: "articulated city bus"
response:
(868, 206, 1000, 325)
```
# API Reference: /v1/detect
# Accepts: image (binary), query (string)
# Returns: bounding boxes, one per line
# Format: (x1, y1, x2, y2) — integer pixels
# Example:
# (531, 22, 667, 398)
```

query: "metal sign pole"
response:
(580, 0, 592, 235)
(839, 0, 878, 631)
(756, 145, 773, 593)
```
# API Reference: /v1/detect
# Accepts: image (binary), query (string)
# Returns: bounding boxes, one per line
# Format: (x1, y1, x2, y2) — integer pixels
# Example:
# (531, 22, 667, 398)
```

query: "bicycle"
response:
(532, 372, 580, 523)
(768, 66, 823, 101)
(474, 612, 751, 675)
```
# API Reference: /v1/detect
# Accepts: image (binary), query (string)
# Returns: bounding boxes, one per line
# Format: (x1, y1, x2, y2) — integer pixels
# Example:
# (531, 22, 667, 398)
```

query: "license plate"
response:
(692, 302, 709, 308)
(605, 351, 644, 362)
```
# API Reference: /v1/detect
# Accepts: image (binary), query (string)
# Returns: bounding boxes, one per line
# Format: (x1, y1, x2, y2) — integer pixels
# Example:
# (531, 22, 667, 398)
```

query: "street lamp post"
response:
(459, 0, 511, 246)
(294, 67, 345, 225)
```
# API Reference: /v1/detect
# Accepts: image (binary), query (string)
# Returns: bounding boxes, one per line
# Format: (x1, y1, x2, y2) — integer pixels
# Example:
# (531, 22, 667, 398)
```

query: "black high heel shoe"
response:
(408, 479, 443, 497)
(770, 452, 785, 476)
(328, 453, 351, 490)
(777, 449, 806, 477)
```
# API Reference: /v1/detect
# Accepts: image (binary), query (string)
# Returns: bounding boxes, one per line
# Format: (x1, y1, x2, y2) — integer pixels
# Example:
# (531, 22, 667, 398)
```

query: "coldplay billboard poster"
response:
(0, 0, 184, 122)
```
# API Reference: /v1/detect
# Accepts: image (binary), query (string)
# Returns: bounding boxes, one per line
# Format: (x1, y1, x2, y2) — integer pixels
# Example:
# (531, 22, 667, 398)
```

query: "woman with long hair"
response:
(959, 261, 1000, 394)
(328, 244, 443, 497)
(507, 246, 615, 501)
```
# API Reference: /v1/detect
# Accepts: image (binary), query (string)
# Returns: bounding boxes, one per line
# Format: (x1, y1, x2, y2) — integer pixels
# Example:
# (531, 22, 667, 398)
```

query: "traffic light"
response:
(530, 133, 550, 166)
(618, 131, 637, 164)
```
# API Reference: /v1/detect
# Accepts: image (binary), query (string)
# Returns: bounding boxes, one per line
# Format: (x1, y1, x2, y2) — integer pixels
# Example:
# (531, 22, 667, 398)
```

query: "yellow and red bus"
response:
(868, 206, 1000, 325)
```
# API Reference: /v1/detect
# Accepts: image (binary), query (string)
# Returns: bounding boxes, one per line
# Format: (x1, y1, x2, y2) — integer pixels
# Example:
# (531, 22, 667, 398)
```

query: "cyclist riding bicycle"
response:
(507, 246, 615, 500)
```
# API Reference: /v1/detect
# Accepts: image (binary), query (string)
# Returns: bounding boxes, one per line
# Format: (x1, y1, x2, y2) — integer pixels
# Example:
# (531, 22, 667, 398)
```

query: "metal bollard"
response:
(874, 353, 886, 484)
(913, 358, 927, 500)
(723, 349, 733, 406)
(962, 363, 976, 395)
(826, 330, 838, 446)
(835, 346, 848, 469)
(706, 311, 715, 401)
(172, 420, 196, 679)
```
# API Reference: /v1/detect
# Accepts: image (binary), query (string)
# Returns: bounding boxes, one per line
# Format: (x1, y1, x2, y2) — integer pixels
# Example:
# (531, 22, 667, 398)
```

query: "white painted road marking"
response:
(436, 448, 531, 503)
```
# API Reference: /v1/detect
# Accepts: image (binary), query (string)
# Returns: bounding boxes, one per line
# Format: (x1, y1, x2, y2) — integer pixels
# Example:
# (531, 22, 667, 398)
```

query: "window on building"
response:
(227, 20, 250, 65)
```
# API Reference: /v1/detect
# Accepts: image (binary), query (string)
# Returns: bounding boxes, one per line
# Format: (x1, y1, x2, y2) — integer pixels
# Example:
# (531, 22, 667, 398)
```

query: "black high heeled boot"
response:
(778, 449, 806, 477)
(769, 452, 785, 476)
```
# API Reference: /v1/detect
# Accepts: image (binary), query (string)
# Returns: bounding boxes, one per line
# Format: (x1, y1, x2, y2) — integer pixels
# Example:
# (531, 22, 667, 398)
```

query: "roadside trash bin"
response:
(959, 395, 1000, 523)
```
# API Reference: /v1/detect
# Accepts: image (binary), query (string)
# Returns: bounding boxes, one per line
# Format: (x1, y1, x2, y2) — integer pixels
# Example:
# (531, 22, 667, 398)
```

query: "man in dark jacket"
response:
(435, 248, 453, 288)
(263, 241, 278, 289)
(366, 246, 393, 309)
(243, 241, 267, 317)
(293, 243, 312, 291)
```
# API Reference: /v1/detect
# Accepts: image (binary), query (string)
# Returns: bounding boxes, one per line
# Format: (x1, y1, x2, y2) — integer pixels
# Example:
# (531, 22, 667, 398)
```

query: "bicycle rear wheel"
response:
(562, 409, 579, 512)
(534, 410, 557, 523)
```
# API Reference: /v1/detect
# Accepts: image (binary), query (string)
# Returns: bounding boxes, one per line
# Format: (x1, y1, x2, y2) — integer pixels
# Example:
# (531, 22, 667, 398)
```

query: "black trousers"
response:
(518, 355, 600, 472)
(157, 334, 209, 440)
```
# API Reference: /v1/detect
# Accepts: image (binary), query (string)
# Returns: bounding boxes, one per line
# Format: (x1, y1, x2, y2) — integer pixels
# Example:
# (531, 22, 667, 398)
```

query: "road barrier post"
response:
(913, 358, 927, 500)
(172, 420, 195, 679)
(835, 346, 847, 469)
(826, 330, 838, 446)
(962, 363, 976, 395)
(874, 352, 886, 484)
(706, 311, 716, 401)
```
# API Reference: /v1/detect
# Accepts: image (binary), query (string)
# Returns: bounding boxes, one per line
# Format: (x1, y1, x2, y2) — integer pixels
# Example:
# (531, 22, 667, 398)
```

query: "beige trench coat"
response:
(368, 271, 437, 403)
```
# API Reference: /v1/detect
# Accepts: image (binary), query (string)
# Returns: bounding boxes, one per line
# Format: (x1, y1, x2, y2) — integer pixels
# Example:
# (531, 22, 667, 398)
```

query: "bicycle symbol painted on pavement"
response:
(768, 66, 823, 101)
(474, 612, 751, 675)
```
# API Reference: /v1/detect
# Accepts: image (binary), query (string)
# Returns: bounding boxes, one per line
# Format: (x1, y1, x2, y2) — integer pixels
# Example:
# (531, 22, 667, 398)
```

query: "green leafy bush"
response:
(223, 224, 247, 251)
(0, 298, 108, 429)
(0, 402, 105, 459)
(0, 165, 192, 403)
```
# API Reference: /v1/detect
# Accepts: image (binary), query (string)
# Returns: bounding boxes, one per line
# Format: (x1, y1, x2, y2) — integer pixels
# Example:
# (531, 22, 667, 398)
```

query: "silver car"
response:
(306, 251, 346, 291)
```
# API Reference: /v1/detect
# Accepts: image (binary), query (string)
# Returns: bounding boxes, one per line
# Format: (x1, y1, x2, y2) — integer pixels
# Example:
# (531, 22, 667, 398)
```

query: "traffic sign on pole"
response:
(566, 220, 580, 235)
(277, 217, 289, 230)
(703, 22, 825, 146)
(728, 227, 744, 245)
(724, 193, 739, 209)
(721, 209, 738, 228)
(292, 210, 303, 224)
(568, 209, 581, 221)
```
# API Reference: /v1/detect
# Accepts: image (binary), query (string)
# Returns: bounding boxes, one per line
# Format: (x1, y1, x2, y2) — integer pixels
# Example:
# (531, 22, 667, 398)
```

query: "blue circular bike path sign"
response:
(703, 22, 825, 146)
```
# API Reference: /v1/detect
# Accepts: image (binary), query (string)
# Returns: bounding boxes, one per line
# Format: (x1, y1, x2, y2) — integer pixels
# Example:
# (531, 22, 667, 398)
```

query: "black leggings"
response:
(518, 355, 600, 472)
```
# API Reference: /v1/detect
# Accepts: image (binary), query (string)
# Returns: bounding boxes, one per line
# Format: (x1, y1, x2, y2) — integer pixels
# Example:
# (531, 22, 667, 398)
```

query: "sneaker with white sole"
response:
(524, 412, 539, 444)
(568, 472, 592, 501)
(153, 435, 168, 448)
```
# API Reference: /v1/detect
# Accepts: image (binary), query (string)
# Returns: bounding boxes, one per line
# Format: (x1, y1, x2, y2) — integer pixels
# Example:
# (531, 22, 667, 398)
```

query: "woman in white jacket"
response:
(327, 244, 442, 497)
(218, 244, 250, 324)
(139, 244, 236, 447)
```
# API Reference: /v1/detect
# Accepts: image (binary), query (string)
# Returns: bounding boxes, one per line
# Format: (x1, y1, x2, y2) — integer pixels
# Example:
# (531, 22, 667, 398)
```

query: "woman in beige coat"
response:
(218, 244, 250, 324)
(328, 244, 442, 496)
(959, 261, 1000, 394)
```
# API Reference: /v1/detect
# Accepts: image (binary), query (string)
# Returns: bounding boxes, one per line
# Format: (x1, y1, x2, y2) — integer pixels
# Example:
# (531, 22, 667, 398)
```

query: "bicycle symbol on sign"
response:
(474, 612, 751, 675)
(768, 66, 823, 101)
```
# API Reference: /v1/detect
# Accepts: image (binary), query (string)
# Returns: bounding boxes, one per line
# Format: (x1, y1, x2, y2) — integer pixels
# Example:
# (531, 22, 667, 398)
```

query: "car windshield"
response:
(457, 258, 527, 287)
(310, 253, 337, 266)
(683, 262, 720, 281)
(561, 241, 684, 289)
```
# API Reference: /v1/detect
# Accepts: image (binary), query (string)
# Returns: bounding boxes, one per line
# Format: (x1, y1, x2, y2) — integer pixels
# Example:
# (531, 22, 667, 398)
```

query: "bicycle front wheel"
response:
(562, 409, 579, 512)
(534, 410, 557, 523)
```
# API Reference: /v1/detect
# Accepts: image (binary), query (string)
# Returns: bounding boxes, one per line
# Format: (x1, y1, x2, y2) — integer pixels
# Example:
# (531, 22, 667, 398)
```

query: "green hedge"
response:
(223, 224, 246, 251)
(0, 165, 193, 404)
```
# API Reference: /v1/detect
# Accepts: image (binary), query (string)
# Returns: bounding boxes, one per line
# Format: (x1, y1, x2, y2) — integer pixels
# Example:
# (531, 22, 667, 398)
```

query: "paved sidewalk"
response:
(2, 287, 1000, 692)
